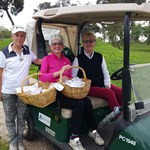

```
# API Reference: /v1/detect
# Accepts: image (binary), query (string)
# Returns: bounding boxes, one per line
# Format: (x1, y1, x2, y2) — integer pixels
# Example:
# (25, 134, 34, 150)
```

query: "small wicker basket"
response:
(59, 66, 91, 99)
(17, 73, 57, 108)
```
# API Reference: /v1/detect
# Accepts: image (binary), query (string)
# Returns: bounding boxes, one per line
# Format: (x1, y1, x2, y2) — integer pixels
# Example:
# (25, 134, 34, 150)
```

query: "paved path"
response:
(0, 101, 54, 150)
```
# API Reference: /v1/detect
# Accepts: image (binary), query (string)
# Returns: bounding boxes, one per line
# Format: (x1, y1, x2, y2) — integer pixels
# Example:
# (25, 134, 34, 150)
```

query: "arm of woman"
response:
(0, 52, 5, 101)
(72, 57, 79, 77)
(30, 50, 42, 65)
(32, 58, 42, 65)
(102, 56, 111, 88)
(0, 68, 4, 101)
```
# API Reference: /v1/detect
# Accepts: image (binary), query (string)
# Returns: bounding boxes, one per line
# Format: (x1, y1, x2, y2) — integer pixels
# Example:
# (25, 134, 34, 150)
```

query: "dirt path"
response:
(0, 101, 54, 150)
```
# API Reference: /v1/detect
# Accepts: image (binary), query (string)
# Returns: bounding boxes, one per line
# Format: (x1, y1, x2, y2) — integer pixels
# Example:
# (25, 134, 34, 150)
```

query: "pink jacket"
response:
(39, 53, 72, 82)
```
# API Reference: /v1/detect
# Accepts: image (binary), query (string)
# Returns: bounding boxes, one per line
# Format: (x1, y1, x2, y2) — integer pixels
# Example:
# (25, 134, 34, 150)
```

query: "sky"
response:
(0, 0, 96, 30)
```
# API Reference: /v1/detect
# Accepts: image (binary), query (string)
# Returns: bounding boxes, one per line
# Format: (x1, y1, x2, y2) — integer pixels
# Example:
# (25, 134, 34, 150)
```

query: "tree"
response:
(140, 22, 150, 44)
(56, 0, 71, 7)
(0, 0, 24, 26)
(131, 23, 142, 42)
(35, 0, 71, 13)
(0, 25, 11, 39)
(37, 0, 72, 10)
(96, 0, 147, 49)
(96, 0, 146, 4)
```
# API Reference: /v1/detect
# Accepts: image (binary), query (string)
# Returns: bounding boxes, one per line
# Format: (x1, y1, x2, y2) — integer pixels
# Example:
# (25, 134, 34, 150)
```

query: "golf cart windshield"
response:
(130, 63, 150, 102)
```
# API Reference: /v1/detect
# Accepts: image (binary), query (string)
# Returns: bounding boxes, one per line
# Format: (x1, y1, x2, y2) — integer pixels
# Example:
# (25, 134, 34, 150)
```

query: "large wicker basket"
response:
(17, 73, 57, 108)
(59, 66, 91, 99)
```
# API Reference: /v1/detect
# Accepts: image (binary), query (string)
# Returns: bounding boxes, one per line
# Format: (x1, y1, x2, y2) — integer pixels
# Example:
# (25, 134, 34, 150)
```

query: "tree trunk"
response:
(6, 10, 14, 26)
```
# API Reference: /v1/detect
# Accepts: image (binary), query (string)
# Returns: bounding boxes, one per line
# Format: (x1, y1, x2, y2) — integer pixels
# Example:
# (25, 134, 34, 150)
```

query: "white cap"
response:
(12, 26, 26, 34)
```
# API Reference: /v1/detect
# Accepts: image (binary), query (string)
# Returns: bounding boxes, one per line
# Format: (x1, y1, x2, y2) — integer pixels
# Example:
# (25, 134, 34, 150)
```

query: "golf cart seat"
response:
(29, 78, 108, 118)
(61, 96, 108, 119)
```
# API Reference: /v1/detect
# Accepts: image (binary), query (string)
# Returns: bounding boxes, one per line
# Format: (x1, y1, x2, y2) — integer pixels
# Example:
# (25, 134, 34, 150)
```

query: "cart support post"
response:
(122, 12, 131, 121)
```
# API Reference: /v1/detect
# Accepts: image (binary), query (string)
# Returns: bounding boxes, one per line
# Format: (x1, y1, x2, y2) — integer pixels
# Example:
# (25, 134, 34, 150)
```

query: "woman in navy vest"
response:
(72, 31, 122, 111)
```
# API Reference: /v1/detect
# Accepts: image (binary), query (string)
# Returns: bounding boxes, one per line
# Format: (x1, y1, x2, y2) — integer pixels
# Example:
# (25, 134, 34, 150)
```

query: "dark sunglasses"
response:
(82, 39, 96, 44)
(51, 42, 63, 46)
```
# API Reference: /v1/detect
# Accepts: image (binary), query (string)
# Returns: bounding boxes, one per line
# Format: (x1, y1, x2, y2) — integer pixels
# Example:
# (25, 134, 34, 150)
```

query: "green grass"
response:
(95, 39, 150, 86)
(29, 64, 39, 75)
(95, 39, 123, 74)
(130, 43, 150, 64)
(0, 38, 12, 50)
(95, 39, 150, 73)
(0, 140, 9, 150)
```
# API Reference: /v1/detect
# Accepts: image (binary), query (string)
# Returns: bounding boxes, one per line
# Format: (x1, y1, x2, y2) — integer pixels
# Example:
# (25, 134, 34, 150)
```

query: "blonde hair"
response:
(82, 31, 96, 41)
(48, 34, 63, 45)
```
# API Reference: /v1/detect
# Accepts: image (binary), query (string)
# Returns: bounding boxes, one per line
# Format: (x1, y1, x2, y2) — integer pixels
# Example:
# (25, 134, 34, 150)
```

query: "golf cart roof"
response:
(33, 3, 150, 25)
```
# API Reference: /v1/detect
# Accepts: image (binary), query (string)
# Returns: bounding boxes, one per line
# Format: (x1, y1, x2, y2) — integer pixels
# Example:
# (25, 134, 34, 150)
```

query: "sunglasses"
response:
(51, 42, 63, 46)
(82, 39, 96, 44)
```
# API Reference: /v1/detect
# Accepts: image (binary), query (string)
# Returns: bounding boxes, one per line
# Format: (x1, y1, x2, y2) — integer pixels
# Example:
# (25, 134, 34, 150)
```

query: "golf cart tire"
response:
(23, 108, 37, 141)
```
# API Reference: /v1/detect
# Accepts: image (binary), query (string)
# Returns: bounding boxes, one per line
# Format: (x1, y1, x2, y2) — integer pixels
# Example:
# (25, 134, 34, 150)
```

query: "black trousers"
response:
(57, 92, 97, 135)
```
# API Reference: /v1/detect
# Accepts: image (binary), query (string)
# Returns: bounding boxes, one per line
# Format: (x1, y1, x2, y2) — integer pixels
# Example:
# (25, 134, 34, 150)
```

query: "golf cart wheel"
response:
(23, 109, 37, 141)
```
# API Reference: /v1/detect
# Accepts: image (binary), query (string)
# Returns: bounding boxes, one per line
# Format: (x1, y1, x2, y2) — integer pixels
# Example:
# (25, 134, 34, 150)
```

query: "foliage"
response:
(0, 140, 9, 150)
(95, 0, 148, 49)
(0, 0, 24, 26)
(29, 64, 39, 75)
(11, 0, 24, 15)
(141, 21, 150, 44)
(96, 0, 146, 4)
(131, 22, 150, 44)
(0, 26, 11, 39)
(106, 22, 124, 49)
(36, 1, 150, 49)
(36, 0, 74, 11)
(37, 2, 53, 10)
(81, 23, 100, 35)
(131, 23, 143, 42)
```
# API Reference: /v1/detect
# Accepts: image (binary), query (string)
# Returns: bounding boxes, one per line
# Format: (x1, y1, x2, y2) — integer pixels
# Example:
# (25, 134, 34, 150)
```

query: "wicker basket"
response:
(17, 73, 57, 108)
(59, 66, 91, 99)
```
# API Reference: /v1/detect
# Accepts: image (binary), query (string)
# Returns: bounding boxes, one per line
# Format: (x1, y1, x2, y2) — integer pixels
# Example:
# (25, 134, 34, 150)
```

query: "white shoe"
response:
(69, 137, 85, 150)
(18, 143, 25, 150)
(9, 144, 17, 150)
(89, 130, 104, 145)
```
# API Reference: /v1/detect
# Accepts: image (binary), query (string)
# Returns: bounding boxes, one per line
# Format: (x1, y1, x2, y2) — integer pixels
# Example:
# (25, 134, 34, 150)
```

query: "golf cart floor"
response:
(44, 123, 115, 150)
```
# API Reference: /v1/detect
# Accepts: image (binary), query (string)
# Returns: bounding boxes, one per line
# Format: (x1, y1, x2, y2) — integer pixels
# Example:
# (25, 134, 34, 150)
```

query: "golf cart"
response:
(23, 3, 150, 150)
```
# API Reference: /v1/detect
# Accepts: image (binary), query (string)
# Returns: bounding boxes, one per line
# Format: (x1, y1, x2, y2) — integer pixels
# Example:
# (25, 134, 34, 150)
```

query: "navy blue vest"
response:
(77, 52, 104, 87)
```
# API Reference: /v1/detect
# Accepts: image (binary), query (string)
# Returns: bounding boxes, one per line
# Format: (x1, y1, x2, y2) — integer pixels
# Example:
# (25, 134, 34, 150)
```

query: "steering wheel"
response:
(111, 67, 123, 80)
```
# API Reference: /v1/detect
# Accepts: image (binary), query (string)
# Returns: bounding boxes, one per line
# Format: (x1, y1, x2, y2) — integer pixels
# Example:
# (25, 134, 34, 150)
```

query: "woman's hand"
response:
(62, 76, 70, 82)
(61, 65, 72, 71)
(53, 65, 71, 78)
(105, 84, 111, 89)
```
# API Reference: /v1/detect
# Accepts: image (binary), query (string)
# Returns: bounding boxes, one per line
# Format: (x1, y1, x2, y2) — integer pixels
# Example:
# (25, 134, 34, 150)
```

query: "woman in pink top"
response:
(39, 34, 104, 150)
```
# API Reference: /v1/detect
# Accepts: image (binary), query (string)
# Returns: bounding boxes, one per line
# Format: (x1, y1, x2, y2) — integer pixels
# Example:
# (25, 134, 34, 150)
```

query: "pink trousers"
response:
(88, 84, 122, 111)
